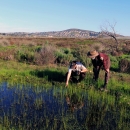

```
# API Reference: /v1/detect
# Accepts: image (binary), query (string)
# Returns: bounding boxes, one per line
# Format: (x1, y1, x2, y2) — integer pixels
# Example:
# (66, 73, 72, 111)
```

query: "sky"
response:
(0, 0, 130, 36)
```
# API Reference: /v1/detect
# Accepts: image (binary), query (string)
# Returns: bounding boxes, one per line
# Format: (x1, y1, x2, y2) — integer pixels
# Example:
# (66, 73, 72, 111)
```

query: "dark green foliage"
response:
(119, 59, 130, 73)
(15, 49, 35, 63)
(55, 48, 73, 65)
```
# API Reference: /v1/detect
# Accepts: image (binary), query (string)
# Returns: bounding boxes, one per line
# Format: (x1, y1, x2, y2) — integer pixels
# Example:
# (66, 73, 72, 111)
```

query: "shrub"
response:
(34, 44, 56, 65)
(0, 49, 15, 60)
(122, 44, 130, 54)
(91, 43, 105, 52)
(55, 48, 73, 65)
(119, 59, 130, 73)
(0, 38, 10, 46)
(15, 50, 35, 63)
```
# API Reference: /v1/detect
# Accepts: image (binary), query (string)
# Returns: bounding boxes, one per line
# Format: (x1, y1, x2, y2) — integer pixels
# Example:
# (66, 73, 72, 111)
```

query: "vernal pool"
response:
(0, 82, 129, 130)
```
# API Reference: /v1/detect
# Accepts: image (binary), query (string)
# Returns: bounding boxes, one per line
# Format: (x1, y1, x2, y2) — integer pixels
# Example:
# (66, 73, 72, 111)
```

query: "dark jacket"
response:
(92, 53, 110, 71)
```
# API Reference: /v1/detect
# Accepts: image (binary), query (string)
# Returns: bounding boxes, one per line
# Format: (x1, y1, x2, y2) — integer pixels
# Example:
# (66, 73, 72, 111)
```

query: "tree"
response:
(100, 21, 119, 51)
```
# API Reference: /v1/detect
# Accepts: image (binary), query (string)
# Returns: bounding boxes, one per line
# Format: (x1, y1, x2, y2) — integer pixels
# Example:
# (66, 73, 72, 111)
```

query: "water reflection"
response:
(66, 93, 84, 112)
(0, 82, 129, 130)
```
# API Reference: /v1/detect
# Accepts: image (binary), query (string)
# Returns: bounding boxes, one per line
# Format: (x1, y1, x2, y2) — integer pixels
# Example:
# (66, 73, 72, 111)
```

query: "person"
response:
(87, 50, 110, 91)
(65, 61, 88, 87)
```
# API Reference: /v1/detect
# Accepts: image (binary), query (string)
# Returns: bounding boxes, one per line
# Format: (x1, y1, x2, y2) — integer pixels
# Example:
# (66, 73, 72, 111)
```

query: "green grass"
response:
(0, 59, 129, 106)
(0, 67, 129, 129)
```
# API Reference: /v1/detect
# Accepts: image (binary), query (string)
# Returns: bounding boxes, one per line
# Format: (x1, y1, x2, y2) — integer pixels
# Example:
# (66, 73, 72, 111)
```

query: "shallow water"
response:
(0, 82, 129, 130)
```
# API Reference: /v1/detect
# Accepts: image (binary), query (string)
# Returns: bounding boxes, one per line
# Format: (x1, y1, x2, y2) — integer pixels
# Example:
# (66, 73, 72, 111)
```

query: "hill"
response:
(0, 28, 124, 38)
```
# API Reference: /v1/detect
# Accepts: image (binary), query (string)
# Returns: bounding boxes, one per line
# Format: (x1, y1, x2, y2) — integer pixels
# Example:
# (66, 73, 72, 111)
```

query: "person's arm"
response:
(80, 65, 88, 73)
(100, 53, 110, 73)
(81, 68, 88, 73)
(65, 70, 72, 87)
(103, 60, 110, 73)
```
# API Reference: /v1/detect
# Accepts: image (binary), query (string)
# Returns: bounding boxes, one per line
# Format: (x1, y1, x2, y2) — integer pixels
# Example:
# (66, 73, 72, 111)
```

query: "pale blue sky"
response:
(0, 0, 129, 36)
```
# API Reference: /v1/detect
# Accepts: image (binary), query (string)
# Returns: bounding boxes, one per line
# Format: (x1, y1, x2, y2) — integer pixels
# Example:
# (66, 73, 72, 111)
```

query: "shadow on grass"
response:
(30, 69, 65, 82)
(110, 67, 119, 72)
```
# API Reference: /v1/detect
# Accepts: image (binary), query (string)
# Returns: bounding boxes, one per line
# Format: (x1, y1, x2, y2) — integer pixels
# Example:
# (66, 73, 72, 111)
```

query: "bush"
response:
(72, 48, 91, 67)
(119, 59, 130, 73)
(122, 44, 130, 54)
(55, 48, 73, 65)
(0, 49, 15, 60)
(34, 44, 56, 65)
(15, 50, 35, 63)
(91, 43, 105, 52)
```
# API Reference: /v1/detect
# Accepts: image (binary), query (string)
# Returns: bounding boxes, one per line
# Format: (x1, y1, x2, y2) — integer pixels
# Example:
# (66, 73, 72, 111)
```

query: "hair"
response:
(69, 61, 76, 68)
(72, 60, 77, 64)
(69, 60, 82, 68)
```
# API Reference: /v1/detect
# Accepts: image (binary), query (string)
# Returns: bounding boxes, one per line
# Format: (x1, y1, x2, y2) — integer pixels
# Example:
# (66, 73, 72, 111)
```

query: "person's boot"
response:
(104, 83, 108, 92)
(100, 83, 108, 92)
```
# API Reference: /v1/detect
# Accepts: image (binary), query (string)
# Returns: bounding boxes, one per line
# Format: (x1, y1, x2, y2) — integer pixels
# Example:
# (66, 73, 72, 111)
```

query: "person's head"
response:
(70, 61, 77, 69)
(87, 50, 99, 59)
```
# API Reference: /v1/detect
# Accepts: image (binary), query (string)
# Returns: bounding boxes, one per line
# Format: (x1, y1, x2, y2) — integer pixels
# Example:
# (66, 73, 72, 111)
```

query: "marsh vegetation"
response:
(0, 37, 130, 129)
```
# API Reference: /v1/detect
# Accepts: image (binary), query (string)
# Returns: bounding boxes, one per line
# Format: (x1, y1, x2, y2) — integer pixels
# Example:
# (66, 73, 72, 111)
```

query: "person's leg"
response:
(103, 58, 110, 89)
(93, 67, 100, 81)
(103, 71, 110, 88)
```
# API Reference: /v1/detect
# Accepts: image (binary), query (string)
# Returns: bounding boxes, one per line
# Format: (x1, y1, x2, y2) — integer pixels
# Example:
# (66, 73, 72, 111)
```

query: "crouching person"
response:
(87, 50, 110, 91)
(65, 61, 88, 87)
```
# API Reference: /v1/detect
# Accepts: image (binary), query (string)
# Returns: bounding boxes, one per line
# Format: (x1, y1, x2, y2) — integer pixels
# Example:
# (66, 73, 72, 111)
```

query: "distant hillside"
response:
(0, 28, 124, 38)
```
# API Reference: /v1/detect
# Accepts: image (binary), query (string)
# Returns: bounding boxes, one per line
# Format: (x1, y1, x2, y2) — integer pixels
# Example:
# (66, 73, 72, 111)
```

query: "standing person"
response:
(65, 61, 88, 87)
(87, 50, 110, 91)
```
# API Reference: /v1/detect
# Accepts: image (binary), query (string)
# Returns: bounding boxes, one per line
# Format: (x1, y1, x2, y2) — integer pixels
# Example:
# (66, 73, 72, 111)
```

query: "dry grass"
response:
(0, 37, 130, 64)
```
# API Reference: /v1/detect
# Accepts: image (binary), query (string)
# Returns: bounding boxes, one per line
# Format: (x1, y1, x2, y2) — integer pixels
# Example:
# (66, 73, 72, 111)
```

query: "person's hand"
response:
(65, 82, 68, 87)
(105, 69, 109, 73)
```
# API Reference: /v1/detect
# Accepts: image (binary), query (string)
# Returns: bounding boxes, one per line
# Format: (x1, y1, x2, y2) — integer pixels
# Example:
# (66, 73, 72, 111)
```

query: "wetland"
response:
(0, 37, 130, 129)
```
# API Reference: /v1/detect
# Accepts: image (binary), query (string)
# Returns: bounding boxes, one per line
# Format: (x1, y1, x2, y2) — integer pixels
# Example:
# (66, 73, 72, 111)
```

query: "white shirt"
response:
(68, 63, 86, 73)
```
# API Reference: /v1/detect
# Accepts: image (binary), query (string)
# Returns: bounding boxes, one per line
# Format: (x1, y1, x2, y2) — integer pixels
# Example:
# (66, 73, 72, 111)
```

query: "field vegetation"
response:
(0, 36, 130, 129)
(0, 37, 130, 86)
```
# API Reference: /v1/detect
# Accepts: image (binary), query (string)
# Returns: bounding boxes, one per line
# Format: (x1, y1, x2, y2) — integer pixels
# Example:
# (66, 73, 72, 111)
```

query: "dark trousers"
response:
(66, 72, 86, 83)
(93, 66, 109, 85)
